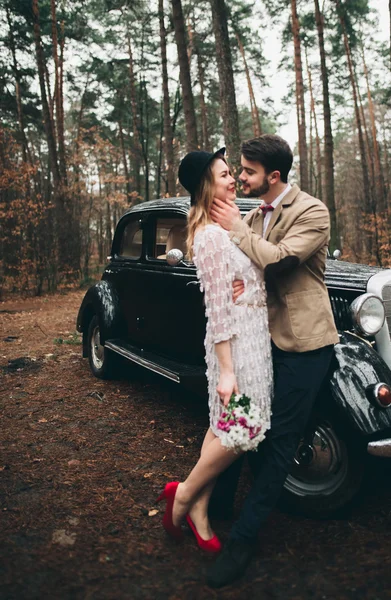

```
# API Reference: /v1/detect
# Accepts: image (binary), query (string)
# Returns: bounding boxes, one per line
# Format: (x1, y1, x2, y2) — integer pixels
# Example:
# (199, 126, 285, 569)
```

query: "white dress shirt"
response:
(261, 183, 292, 236)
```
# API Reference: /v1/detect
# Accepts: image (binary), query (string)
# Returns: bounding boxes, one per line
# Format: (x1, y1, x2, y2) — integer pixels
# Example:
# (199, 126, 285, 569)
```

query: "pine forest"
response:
(1, 0, 391, 296)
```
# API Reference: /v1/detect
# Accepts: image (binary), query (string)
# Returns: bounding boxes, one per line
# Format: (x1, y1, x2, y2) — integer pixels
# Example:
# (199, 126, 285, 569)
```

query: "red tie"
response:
(260, 204, 274, 216)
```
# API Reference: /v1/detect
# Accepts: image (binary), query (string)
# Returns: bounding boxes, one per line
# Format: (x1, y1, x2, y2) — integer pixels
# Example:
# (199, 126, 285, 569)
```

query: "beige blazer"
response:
(229, 184, 339, 352)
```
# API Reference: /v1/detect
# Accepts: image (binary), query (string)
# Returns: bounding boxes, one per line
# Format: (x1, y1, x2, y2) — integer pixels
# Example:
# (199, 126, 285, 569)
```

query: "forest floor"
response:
(0, 290, 391, 600)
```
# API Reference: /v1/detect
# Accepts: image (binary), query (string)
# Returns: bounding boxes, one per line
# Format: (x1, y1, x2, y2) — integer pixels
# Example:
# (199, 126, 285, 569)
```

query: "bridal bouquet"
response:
(217, 393, 268, 452)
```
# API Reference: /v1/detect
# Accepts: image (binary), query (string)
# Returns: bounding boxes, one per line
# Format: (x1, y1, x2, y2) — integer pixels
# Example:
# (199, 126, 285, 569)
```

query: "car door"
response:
(104, 211, 154, 348)
(138, 210, 206, 364)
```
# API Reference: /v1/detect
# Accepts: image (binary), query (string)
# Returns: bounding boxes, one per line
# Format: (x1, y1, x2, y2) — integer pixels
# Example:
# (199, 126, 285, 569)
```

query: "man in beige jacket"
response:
(207, 135, 339, 588)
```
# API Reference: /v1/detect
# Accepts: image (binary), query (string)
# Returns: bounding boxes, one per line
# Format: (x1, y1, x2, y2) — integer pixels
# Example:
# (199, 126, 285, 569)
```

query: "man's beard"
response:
(242, 175, 270, 198)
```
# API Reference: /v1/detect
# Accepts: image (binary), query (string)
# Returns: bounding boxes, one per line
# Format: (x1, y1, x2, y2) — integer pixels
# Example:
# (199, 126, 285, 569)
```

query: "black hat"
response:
(178, 147, 226, 205)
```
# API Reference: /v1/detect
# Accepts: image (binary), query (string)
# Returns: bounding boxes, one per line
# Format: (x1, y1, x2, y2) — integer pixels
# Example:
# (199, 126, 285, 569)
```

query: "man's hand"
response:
(210, 197, 241, 231)
(233, 279, 245, 303)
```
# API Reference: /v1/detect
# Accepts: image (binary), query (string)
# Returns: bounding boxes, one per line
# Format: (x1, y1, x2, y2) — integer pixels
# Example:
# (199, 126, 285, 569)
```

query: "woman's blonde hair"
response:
(186, 157, 226, 259)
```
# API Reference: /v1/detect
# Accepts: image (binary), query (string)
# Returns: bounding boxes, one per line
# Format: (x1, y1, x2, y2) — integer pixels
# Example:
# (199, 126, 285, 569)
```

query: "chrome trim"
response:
(350, 293, 385, 337)
(367, 438, 391, 457)
(367, 271, 391, 368)
(166, 248, 184, 266)
(105, 341, 180, 383)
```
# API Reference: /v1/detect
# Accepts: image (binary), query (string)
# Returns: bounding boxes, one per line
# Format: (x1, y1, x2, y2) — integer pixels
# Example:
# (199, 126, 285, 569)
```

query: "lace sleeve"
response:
(193, 226, 237, 344)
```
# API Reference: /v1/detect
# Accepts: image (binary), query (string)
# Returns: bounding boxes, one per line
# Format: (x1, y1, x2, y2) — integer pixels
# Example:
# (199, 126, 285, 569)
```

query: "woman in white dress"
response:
(156, 148, 272, 552)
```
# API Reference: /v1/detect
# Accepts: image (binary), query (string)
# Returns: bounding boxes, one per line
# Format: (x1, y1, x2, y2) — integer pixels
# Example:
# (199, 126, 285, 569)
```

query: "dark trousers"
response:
(214, 342, 335, 543)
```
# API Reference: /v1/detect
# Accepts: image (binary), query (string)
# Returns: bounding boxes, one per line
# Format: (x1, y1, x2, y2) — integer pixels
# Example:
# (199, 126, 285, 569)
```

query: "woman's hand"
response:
(217, 371, 239, 406)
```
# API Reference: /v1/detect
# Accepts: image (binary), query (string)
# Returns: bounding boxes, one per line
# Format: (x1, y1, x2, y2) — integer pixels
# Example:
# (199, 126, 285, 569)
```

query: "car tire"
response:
(87, 314, 117, 379)
(279, 411, 364, 518)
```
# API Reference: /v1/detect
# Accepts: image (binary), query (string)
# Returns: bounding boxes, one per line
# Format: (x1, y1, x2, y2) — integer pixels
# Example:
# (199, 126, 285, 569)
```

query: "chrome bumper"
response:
(367, 438, 391, 457)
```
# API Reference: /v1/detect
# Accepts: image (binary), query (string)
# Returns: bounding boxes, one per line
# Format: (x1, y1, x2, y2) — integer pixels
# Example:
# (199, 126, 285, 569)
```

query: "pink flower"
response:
(217, 421, 231, 432)
(238, 417, 247, 427)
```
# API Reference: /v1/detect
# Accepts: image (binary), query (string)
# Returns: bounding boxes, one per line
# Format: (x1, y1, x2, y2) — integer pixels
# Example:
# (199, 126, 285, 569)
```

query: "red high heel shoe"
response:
(156, 481, 184, 542)
(186, 514, 222, 553)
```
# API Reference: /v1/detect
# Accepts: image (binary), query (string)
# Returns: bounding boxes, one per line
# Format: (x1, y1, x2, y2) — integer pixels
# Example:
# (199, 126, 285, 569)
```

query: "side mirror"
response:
(166, 248, 184, 266)
(333, 249, 341, 260)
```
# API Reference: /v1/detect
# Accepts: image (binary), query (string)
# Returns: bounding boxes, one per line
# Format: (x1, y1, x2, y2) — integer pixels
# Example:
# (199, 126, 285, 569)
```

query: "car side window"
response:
(119, 219, 143, 259)
(154, 217, 187, 260)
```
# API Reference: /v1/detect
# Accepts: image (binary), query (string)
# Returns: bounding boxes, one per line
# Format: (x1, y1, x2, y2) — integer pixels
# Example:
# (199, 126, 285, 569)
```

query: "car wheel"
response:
(279, 413, 364, 517)
(87, 315, 117, 379)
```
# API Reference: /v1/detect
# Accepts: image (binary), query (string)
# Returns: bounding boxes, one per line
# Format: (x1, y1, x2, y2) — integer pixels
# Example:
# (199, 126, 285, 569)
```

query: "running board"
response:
(367, 438, 391, 457)
(105, 340, 205, 384)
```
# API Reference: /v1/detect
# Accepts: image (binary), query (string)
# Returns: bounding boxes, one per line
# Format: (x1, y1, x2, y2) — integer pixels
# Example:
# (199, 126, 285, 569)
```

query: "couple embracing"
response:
(156, 134, 339, 588)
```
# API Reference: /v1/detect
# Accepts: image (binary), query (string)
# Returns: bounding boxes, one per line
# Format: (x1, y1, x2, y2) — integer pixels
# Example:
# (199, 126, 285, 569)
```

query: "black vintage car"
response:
(77, 197, 391, 516)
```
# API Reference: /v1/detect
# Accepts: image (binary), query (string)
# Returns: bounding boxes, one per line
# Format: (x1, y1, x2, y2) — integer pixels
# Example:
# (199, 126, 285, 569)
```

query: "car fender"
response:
(76, 281, 124, 357)
(329, 331, 391, 435)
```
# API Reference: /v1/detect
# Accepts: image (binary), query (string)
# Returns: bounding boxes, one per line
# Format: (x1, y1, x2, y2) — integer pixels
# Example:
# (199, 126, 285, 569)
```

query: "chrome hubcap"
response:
(285, 422, 347, 497)
(91, 325, 104, 369)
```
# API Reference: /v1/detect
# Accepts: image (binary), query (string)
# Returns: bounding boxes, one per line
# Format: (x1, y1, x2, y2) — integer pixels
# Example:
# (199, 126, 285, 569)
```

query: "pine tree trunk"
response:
(335, 0, 371, 206)
(362, 43, 386, 212)
(314, 0, 338, 249)
(235, 30, 262, 137)
(127, 30, 142, 193)
(157, 106, 163, 198)
(291, 0, 309, 191)
(195, 38, 210, 150)
(158, 0, 176, 196)
(308, 102, 315, 196)
(335, 0, 372, 260)
(6, 8, 32, 165)
(32, 0, 60, 188)
(171, 0, 198, 151)
(356, 69, 383, 264)
(389, 0, 391, 68)
(59, 20, 66, 181)
(381, 117, 390, 202)
(140, 77, 150, 202)
(211, 0, 241, 170)
(305, 46, 322, 200)
(118, 119, 131, 203)
(50, 0, 67, 183)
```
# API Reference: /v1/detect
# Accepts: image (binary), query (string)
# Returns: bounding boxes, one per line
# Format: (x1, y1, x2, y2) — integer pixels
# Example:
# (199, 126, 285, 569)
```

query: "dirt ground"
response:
(1, 290, 391, 600)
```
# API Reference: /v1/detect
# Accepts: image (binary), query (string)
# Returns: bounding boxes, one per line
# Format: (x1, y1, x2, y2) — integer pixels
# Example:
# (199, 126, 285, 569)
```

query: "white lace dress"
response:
(193, 224, 272, 443)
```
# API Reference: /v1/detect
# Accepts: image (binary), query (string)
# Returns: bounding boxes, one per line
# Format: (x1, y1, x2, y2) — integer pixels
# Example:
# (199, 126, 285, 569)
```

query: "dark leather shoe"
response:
(206, 538, 255, 588)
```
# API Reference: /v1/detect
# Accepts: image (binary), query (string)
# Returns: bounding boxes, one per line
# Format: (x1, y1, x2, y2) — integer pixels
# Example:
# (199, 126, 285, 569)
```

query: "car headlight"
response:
(350, 293, 385, 336)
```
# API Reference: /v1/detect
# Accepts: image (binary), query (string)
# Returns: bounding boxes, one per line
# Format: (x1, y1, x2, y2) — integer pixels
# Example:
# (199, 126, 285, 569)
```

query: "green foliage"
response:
(53, 332, 82, 345)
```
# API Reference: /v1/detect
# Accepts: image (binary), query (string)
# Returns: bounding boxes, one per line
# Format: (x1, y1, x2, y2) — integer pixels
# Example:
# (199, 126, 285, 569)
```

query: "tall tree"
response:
(126, 27, 142, 194)
(50, 0, 67, 183)
(211, 0, 240, 169)
(389, 0, 391, 67)
(194, 31, 210, 150)
(304, 44, 321, 199)
(5, 6, 32, 165)
(291, 0, 309, 191)
(361, 41, 386, 212)
(234, 28, 262, 137)
(314, 0, 338, 250)
(171, 0, 198, 151)
(158, 0, 176, 196)
(334, 0, 371, 209)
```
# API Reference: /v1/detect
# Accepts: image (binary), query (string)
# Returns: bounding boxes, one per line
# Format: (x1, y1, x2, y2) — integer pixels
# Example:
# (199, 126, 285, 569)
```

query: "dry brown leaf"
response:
(148, 509, 159, 517)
